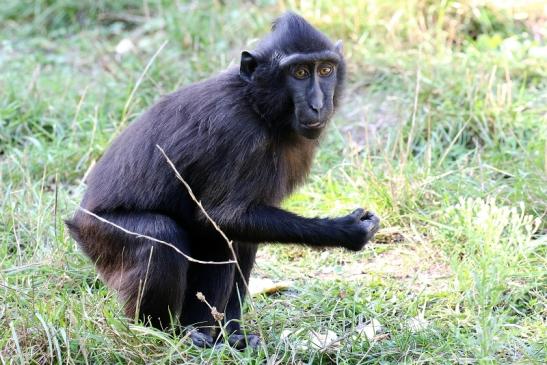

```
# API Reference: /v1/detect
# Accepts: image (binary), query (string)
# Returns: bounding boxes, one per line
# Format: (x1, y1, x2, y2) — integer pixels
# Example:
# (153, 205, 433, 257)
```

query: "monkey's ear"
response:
(335, 40, 343, 55)
(240, 51, 258, 82)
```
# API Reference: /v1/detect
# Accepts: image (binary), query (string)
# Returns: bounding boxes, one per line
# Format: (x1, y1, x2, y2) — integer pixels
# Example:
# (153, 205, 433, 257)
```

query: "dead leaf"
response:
(355, 318, 383, 340)
(249, 277, 293, 296)
(373, 226, 405, 244)
(280, 329, 294, 340)
(115, 38, 135, 55)
(309, 330, 340, 351)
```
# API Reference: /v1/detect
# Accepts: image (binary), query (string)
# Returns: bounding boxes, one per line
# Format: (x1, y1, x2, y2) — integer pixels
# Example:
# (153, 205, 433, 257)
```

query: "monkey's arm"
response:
(213, 205, 380, 251)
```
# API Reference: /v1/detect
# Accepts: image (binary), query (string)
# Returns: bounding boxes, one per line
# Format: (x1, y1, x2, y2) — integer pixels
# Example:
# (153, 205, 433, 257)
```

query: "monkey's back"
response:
(77, 68, 315, 226)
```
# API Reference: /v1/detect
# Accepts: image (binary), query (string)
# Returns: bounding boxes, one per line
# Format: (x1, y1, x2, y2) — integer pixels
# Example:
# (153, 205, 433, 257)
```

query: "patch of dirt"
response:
(254, 227, 452, 294)
(312, 243, 452, 294)
(365, 245, 451, 290)
(327, 225, 451, 291)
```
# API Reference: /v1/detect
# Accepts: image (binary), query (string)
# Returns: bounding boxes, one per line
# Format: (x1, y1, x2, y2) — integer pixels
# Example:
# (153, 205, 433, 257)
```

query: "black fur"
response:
(66, 12, 380, 349)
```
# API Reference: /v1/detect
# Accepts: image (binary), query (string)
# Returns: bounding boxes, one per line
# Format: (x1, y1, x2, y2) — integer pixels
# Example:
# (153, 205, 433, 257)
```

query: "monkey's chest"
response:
(273, 144, 316, 201)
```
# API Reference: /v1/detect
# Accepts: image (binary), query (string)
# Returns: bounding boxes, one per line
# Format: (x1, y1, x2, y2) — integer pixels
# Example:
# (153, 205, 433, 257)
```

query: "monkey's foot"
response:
(227, 333, 261, 350)
(189, 329, 215, 348)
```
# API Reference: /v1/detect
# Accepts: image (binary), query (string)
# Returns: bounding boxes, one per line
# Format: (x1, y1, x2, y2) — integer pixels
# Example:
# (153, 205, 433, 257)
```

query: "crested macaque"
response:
(67, 12, 380, 349)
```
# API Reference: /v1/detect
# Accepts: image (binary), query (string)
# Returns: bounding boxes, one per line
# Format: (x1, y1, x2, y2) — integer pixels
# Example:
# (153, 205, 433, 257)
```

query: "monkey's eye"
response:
(292, 65, 310, 80)
(318, 63, 334, 77)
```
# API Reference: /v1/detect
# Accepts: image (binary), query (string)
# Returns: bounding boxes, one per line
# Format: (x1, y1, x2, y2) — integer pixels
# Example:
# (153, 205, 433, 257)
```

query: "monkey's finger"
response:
(189, 330, 215, 348)
(363, 211, 381, 225)
(247, 334, 261, 349)
(361, 213, 381, 237)
(227, 333, 261, 350)
(360, 220, 376, 231)
(350, 208, 366, 220)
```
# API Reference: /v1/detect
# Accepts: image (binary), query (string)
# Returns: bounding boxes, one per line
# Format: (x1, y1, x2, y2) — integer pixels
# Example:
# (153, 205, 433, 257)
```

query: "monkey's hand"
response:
(336, 208, 380, 251)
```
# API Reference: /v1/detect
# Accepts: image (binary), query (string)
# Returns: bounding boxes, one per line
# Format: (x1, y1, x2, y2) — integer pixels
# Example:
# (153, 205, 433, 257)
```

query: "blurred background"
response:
(1, 1, 545, 363)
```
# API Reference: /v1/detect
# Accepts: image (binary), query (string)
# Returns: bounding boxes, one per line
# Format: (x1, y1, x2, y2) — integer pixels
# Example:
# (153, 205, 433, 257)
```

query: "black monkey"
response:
(66, 12, 380, 349)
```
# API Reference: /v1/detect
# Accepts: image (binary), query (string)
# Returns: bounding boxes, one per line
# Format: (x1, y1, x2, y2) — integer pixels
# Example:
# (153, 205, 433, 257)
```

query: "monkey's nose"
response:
(310, 101, 323, 113)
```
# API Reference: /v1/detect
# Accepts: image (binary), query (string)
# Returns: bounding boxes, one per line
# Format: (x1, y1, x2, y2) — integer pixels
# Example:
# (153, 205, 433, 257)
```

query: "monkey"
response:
(66, 12, 380, 349)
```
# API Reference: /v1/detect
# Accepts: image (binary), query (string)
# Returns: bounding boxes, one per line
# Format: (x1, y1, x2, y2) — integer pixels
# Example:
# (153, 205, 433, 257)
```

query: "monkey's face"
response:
(240, 43, 344, 139)
(284, 60, 340, 140)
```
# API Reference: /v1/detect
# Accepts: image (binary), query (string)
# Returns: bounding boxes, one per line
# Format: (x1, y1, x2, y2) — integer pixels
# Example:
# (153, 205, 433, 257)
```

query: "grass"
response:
(1, 0, 546, 363)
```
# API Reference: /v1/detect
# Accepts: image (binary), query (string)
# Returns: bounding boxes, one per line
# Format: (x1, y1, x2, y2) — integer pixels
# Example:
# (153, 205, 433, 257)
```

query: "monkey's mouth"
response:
(301, 121, 325, 130)
(304, 121, 321, 128)
(297, 121, 325, 139)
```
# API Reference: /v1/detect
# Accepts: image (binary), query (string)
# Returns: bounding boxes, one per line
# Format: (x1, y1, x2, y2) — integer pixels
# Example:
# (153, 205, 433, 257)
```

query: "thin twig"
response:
(156, 145, 271, 359)
(156, 145, 251, 294)
(155, 145, 235, 251)
(79, 208, 237, 265)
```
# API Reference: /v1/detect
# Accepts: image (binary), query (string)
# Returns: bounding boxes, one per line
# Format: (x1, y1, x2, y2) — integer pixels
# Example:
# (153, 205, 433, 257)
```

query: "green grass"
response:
(1, 0, 546, 363)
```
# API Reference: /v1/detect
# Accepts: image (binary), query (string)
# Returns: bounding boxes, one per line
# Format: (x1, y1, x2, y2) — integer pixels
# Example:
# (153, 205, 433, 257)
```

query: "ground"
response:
(0, 1, 546, 364)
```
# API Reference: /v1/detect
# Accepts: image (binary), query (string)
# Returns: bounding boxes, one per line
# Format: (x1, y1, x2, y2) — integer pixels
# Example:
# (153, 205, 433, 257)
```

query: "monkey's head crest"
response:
(258, 12, 339, 58)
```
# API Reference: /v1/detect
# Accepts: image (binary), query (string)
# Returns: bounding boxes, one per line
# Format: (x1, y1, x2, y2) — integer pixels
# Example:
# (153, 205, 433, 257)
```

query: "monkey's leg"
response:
(223, 243, 260, 349)
(179, 235, 235, 347)
(67, 211, 189, 330)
